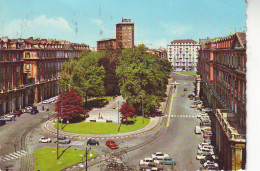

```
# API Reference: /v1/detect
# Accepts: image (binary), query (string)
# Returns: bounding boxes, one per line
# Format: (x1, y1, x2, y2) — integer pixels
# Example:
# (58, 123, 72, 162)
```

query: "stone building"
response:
(196, 32, 246, 170)
(0, 37, 89, 115)
(167, 39, 200, 71)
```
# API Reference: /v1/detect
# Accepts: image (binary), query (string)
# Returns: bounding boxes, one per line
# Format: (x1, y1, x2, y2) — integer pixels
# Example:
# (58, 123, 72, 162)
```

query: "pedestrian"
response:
(42, 106, 44, 111)
(46, 107, 49, 111)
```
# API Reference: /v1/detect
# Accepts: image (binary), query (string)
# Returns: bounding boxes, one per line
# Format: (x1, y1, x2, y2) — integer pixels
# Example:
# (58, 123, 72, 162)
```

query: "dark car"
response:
(200, 155, 215, 164)
(87, 139, 99, 146)
(31, 106, 39, 114)
(0, 119, 6, 126)
(184, 88, 187, 91)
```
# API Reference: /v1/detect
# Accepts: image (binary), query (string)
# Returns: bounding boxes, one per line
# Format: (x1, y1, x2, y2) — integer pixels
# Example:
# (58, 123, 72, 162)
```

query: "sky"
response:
(0, 0, 247, 49)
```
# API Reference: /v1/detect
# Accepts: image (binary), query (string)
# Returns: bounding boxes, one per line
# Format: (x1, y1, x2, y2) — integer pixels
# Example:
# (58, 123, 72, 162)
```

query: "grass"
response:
(55, 116, 150, 134)
(34, 148, 98, 171)
(178, 71, 197, 75)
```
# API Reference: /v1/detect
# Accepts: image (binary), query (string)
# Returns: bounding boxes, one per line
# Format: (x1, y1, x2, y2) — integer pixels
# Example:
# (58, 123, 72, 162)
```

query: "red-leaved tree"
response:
(119, 102, 136, 123)
(55, 89, 84, 122)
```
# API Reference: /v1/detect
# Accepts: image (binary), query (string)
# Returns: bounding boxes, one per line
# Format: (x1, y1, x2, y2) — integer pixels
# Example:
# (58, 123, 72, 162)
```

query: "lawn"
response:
(34, 148, 98, 171)
(178, 71, 197, 75)
(55, 116, 150, 134)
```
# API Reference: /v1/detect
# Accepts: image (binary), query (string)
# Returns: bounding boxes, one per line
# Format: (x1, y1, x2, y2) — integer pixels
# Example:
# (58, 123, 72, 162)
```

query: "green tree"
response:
(99, 48, 121, 96)
(58, 52, 106, 108)
(116, 45, 171, 115)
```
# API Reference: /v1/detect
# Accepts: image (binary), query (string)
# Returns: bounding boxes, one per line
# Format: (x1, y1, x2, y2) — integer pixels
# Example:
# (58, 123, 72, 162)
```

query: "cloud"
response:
(162, 23, 193, 36)
(2, 15, 74, 39)
(136, 38, 167, 49)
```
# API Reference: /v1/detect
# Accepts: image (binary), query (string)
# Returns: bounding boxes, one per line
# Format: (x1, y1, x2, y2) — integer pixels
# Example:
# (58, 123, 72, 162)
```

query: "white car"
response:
(151, 152, 169, 160)
(39, 137, 52, 143)
(197, 113, 208, 118)
(203, 161, 219, 168)
(42, 100, 49, 104)
(139, 157, 159, 165)
(197, 148, 214, 155)
(198, 142, 211, 149)
(196, 153, 216, 160)
(190, 104, 197, 108)
(202, 108, 213, 112)
(198, 144, 214, 150)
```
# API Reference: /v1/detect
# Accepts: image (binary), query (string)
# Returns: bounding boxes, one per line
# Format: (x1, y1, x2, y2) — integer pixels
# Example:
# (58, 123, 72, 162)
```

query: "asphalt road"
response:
(0, 101, 56, 170)
(89, 72, 204, 170)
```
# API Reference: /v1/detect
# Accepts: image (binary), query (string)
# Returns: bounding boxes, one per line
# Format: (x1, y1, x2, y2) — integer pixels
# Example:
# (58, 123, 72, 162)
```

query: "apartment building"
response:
(196, 32, 246, 170)
(0, 37, 89, 115)
(97, 38, 116, 51)
(167, 39, 200, 71)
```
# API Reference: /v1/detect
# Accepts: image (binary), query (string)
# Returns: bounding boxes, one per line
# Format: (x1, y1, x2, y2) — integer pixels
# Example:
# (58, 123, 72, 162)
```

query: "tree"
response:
(99, 49, 121, 96)
(55, 89, 84, 122)
(58, 52, 106, 107)
(116, 45, 172, 115)
(119, 102, 136, 123)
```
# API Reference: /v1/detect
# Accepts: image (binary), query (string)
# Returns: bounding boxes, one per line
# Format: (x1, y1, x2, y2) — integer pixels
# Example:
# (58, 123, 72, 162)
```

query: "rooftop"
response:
(171, 39, 198, 44)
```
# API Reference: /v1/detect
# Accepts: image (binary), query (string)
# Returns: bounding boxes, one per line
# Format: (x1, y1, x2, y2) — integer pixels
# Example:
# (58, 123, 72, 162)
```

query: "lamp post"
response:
(142, 98, 144, 124)
(118, 101, 120, 132)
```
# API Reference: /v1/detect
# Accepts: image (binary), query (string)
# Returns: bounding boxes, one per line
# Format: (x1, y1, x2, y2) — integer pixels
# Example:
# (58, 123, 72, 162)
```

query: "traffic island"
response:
(54, 116, 150, 134)
(34, 148, 98, 171)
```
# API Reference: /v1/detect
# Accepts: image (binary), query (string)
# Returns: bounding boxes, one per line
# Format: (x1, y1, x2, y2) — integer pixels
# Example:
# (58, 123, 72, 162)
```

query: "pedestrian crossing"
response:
(164, 114, 197, 118)
(0, 150, 27, 162)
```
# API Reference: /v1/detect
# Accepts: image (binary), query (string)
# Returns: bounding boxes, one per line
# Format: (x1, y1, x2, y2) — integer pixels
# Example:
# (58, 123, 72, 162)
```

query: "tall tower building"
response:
(116, 18, 134, 49)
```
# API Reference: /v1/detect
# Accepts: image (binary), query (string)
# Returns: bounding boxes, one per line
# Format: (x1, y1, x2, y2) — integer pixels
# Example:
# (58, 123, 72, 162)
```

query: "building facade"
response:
(97, 38, 116, 51)
(146, 48, 167, 59)
(196, 32, 246, 170)
(97, 18, 134, 50)
(116, 18, 134, 49)
(167, 39, 200, 72)
(0, 37, 89, 115)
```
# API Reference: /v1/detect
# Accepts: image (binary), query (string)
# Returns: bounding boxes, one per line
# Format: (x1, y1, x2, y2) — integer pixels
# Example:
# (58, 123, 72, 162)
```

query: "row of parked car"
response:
(42, 96, 58, 104)
(139, 152, 176, 170)
(190, 99, 220, 170)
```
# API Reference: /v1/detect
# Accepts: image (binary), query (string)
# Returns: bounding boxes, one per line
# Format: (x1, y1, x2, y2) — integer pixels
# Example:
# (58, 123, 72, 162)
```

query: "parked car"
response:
(183, 88, 187, 91)
(196, 153, 216, 160)
(151, 152, 169, 160)
(203, 160, 219, 168)
(140, 158, 159, 165)
(198, 142, 212, 149)
(200, 155, 215, 164)
(198, 144, 214, 151)
(161, 157, 176, 165)
(190, 103, 197, 108)
(195, 126, 202, 134)
(0, 119, 6, 126)
(201, 126, 211, 132)
(87, 139, 99, 146)
(197, 148, 214, 155)
(139, 162, 161, 171)
(202, 108, 213, 112)
(39, 137, 52, 143)
(197, 113, 209, 118)
(31, 106, 39, 114)
(203, 132, 214, 138)
(200, 121, 211, 127)
(2, 116, 14, 121)
(106, 140, 118, 149)
(54, 136, 71, 144)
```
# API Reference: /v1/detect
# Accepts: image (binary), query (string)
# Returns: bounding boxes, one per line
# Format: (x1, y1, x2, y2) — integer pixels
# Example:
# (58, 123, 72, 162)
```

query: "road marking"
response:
(8, 153, 18, 158)
(167, 89, 175, 127)
(13, 152, 21, 156)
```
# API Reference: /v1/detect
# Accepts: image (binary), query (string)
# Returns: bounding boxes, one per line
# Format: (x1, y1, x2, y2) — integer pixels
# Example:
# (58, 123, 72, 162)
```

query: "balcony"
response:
(215, 109, 246, 142)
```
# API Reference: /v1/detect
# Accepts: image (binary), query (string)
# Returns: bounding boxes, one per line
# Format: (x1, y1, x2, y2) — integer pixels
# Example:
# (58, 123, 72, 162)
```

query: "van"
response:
(195, 126, 201, 134)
